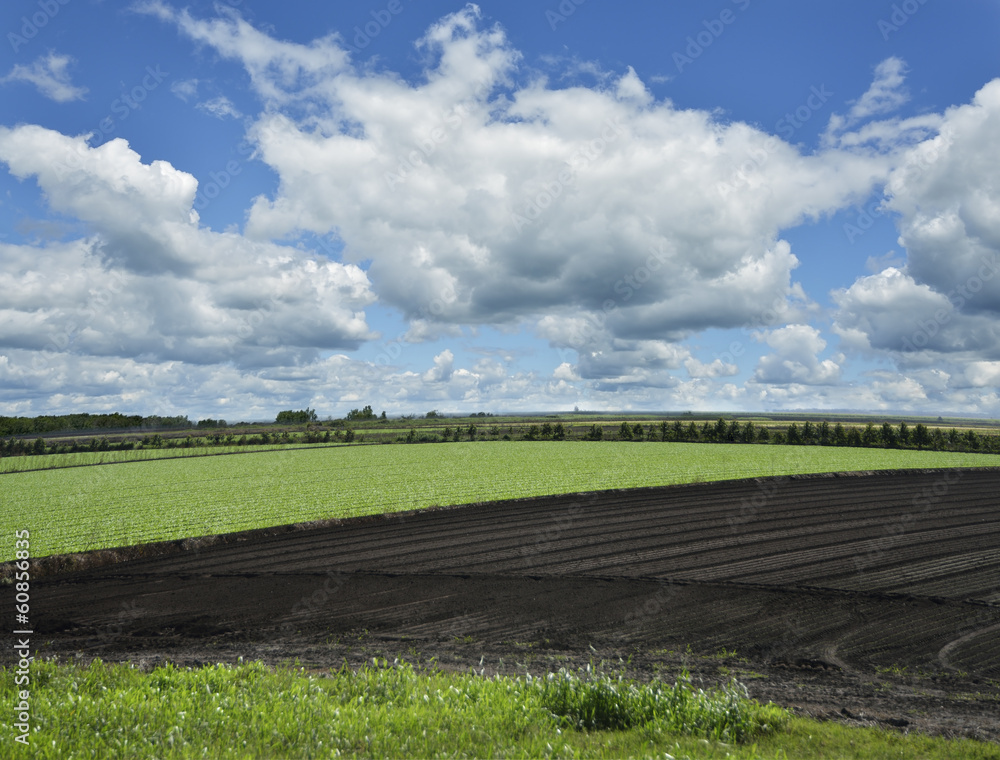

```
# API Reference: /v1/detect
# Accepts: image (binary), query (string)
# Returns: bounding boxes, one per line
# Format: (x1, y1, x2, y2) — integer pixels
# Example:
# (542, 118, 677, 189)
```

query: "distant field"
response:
(0, 442, 344, 474)
(4, 441, 999, 561)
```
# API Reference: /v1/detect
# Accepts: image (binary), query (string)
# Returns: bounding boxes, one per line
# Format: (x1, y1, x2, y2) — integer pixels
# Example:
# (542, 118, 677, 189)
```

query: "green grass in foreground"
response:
(5, 659, 998, 759)
(3, 441, 999, 561)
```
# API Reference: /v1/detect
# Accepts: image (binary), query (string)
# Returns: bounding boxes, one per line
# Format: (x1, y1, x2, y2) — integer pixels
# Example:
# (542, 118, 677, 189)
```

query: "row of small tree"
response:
(401, 421, 567, 444)
(0, 413, 191, 437)
(603, 418, 1000, 453)
(5, 415, 999, 457)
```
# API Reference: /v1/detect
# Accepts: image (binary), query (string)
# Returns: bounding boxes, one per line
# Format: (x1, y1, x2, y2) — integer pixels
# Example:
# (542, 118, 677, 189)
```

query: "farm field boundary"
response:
(4, 441, 1000, 562)
(27, 469, 1000, 744)
(0, 441, 345, 474)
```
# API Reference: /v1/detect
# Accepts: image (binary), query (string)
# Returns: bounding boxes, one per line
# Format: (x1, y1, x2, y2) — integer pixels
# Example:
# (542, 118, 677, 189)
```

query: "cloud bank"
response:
(1, 4, 999, 417)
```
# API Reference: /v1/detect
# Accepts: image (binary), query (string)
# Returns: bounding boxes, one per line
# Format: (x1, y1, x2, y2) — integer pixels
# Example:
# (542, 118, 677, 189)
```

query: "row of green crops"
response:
(3, 441, 999, 561)
(0, 442, 345, 474)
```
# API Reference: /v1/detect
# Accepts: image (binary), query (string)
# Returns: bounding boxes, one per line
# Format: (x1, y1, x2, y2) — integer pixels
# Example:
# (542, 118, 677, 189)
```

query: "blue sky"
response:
(1, 0, 999, 420)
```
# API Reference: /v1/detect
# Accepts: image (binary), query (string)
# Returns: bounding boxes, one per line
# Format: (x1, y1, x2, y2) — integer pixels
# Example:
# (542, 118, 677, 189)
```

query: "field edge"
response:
(7, 465, 999, 580)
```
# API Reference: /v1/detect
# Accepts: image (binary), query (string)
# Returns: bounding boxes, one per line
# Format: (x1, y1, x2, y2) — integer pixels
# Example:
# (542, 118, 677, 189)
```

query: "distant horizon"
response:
(4, 408, 999, 427)
(3, 2, 1000, 419)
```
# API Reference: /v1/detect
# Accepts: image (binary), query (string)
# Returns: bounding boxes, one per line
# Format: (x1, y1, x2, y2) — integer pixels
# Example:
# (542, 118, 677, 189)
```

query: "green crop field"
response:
(0, 442, 344, 474)
(3, 441, 998, 562)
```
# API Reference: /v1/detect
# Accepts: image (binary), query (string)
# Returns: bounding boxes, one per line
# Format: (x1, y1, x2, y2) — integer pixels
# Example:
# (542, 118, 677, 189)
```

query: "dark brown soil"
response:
(14, 469, 1000, 743)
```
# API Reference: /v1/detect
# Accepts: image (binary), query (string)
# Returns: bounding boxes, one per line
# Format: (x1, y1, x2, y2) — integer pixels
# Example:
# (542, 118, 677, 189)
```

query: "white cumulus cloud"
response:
(752, 325, 842, 386)
(1, 52, 88, 102)
(0, 126, 376, 368)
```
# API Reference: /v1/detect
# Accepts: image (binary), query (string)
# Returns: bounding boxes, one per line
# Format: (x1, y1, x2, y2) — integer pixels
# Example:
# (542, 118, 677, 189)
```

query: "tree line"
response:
(587, 418, 1000, 453)
(3, 412, 999, 459)
(0, 413, 191, 437)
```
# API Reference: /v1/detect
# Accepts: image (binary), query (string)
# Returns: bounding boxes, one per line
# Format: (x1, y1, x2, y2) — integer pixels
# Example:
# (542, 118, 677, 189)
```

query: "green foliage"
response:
(88, 436, 111, 452)
(196, 418, 227, 429)
(727, 420, 741, 442)
(881, 422, 898, 448)
(6, 659, 993, 759)
(899, 421, 911, 445)
(786, 423, 801, 445)
(0, 440, 345, 474)
(345, 405, 376, 421)
(914, 423, 931, 450)
(932, 427, 947, 449)
(5, 442, 1000, 561)
(687, 421, 700, 441)
(6, 659, 786, 759)
(535, 666, 784, 741)
(275, 408, 317, 424)
(862, 423, 879, 447)
(801, 421, 815, 443)
(714, 418, 728, 442)
(834, 423, 847, 446)
(0, 412, 189, 437)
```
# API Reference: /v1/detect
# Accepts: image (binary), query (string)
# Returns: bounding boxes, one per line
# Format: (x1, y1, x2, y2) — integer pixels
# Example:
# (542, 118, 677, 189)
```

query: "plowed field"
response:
(24, 469, 1000, 742)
